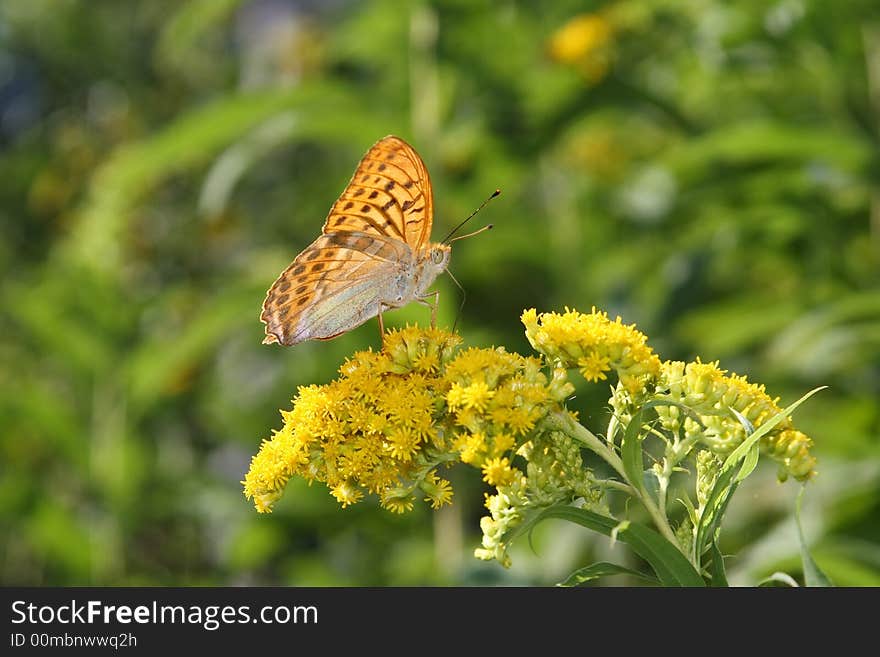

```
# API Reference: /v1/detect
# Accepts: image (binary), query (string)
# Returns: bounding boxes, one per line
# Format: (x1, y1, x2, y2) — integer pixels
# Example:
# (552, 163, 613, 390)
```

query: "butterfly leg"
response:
(416, 290, 441, 328)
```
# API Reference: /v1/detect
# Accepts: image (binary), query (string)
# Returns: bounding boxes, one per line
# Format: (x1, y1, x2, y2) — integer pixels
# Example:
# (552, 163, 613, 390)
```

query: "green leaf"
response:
(732, 407, 760, 482)
(730, 408, 755, 434)
(558, 561, 658, 587)
(735, 444, 760, 483)
(796, 487, 833, 587)
(510, 506, 705, 587)
(708, 541, 728, 587)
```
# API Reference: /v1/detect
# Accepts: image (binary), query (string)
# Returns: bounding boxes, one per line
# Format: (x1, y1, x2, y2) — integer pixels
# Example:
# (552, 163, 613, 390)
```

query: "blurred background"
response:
(2, 0, 879, 586)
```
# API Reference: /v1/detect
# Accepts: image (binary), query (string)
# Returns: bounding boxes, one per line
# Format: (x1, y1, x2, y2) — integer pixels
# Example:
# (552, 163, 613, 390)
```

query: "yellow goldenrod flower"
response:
(492, 432, 516, 455)
(482, 457, 518, 487)
(381, 490, 415, 514)
(459, 380, 496, 412)
(764, 429, 817, 482)
(420, 471, 454, 509)
(578, 352, 612, 382)
(454, 431, 488, 465)
(244, 325, 564, 514)
(445, 383, 468, 412)
(243, 327, 462, 513)
(386, 425, 421, 462)
(331, 481, 363, 508)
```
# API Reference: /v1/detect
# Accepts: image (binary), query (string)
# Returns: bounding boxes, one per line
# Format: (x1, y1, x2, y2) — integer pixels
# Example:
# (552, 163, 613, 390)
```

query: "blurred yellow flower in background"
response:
(548, 13, 615, 82)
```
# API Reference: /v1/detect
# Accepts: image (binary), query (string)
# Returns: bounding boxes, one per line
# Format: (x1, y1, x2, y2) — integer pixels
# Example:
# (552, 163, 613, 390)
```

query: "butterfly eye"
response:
(430, 248, 445, 265)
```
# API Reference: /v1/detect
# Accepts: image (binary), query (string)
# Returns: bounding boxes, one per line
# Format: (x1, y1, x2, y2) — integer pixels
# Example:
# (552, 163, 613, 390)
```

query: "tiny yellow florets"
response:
(454, 431, 488, 465)
(482, 457, 518, 487)
(243, 327, 463, 513)
(459, 380, 496, 412)
(420, 471, 454, 509)
(578, 352, 612, 382)
(331, 481, 363, 508)
(522, 307, 661, 395)
(381, 492, 415, 514)
(244, 326, 562, 514)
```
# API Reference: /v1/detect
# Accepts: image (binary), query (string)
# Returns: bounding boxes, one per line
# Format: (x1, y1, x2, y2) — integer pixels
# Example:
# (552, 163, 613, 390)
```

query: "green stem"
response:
(543, 410, 683, 554)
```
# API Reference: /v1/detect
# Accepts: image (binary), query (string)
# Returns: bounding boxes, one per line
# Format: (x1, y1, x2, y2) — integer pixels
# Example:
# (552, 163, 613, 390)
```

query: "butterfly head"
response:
(414, 242, 451, 296)
(427, 242, 451, 272)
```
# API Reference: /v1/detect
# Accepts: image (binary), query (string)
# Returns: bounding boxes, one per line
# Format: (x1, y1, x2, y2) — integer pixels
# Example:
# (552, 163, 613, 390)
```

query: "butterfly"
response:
(261, 135, 467, 346)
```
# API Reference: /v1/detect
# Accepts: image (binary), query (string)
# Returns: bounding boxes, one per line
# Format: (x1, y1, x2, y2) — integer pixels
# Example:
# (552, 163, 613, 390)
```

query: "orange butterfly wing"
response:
(324, 135, 434, 252)
(261, 136, 434, 346)
(261, 231, 410, 345)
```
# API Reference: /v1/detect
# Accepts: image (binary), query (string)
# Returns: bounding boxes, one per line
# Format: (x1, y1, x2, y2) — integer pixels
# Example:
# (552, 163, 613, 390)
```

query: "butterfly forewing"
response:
(325, 136, 434, 252)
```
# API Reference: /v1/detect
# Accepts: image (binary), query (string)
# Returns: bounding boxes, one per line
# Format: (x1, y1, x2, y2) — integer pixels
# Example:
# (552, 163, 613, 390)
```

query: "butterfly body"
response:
(261, 136, 449, 346)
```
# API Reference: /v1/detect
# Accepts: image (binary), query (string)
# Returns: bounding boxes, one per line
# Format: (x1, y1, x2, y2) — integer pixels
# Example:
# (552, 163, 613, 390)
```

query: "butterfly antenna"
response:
(445, 268, 467, 332)
(442, 189, 501, 244)
(447, 224, 493, 243)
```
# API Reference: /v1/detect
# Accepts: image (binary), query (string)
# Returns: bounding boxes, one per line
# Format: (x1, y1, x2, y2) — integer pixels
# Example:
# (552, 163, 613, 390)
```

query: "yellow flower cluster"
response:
(522, 307, 661, 395)
(243, 327, 462, 514)
(657, 360, 817, 481)
(442, 346, 585, 565)
(445, 346, 570, 467)
(243, 327, 571, 515)
(476, 427, 601, 567)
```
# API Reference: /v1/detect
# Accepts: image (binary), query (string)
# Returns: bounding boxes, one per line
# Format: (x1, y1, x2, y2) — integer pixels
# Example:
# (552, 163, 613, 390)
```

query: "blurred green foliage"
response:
(1, 0, 878, 586)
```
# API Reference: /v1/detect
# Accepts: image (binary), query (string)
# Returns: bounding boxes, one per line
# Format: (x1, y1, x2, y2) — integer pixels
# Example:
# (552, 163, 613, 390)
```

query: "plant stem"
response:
(544, 410, 684, 554)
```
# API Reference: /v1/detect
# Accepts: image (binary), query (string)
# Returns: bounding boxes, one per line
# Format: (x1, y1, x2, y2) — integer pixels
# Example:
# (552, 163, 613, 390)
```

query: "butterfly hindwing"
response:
(261, 231, 412, 345)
